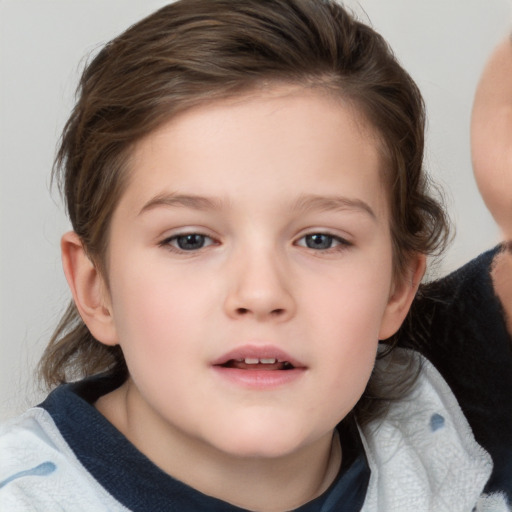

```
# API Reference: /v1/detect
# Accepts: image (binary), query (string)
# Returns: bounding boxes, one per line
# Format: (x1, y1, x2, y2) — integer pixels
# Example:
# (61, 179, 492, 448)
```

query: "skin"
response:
(471, 36, 512, 333)
(62, 87, 423, 511)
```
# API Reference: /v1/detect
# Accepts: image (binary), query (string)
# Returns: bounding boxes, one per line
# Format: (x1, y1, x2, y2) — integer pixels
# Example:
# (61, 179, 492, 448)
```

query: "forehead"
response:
(120, 86, 388, 219)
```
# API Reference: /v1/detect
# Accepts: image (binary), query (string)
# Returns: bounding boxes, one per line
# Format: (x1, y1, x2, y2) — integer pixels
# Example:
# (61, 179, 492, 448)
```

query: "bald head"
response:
(471, 36, 512, 241)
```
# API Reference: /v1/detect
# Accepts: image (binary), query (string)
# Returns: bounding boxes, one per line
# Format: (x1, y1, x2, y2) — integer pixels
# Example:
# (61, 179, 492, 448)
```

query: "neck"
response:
(170, 431, 342, 512)
(492, 247, 512, 335)
(96, 380, 342, 512)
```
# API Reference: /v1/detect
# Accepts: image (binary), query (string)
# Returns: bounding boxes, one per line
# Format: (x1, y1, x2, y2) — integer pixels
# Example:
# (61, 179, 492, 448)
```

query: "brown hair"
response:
(41, 0, 449, 423)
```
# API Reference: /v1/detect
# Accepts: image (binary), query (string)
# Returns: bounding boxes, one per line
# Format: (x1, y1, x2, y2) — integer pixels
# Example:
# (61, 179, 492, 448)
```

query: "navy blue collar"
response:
(40, 374, 369, 511)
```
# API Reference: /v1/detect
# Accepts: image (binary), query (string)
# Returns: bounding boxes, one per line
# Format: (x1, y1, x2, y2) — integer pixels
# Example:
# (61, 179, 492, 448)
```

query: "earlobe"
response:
(61, 231, 118, 346)
(378, 254, 426, 340)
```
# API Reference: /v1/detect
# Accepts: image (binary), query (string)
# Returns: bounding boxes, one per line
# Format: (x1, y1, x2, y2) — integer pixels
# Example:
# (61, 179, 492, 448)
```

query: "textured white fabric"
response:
(360, 352, 507, 512)
(0, 409, 129, 511)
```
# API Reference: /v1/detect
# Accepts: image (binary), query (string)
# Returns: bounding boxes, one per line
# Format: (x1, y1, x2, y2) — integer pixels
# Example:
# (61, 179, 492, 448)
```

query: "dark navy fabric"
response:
(398, 246, 512, 504)
(40, 375, 370, 512)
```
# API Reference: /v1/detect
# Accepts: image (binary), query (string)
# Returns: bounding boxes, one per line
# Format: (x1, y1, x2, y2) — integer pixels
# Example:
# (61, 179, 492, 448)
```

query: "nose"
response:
(223, 248, 296, 322)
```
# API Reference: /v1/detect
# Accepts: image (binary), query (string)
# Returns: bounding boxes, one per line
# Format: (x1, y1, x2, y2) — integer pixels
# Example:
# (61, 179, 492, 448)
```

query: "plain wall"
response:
(1, 0, 510, 419)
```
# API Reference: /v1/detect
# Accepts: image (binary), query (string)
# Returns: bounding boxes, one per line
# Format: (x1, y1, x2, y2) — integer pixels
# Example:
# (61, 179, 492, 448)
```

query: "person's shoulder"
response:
(399, 245, 508, 351)
(0, 407, 129, 511)
(421, 246, 498, 307)
(0, 408, 64, 510)
(396, 247, 512, 503)
(360, 350, 510, 512)
(0, 407, 63, 469)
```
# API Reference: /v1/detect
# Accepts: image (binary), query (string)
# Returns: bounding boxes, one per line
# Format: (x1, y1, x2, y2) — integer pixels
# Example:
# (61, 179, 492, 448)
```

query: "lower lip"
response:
(211, 366, 306, 389)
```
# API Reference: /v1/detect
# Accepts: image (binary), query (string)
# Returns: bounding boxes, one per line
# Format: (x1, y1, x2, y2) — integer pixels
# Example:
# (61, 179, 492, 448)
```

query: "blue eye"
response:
(176, 234, 206, 250)
(162, 233, 215, 251)
(305, 234, 334, 249)
(297, 233, 350, 250)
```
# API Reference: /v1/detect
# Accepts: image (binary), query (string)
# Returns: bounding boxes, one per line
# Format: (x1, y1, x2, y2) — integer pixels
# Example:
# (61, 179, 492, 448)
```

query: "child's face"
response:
(97, 87, 414, 459)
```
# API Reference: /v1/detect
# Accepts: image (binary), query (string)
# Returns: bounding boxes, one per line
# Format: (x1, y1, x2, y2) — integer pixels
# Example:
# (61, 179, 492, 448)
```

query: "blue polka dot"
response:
(430, 413, 445, 432)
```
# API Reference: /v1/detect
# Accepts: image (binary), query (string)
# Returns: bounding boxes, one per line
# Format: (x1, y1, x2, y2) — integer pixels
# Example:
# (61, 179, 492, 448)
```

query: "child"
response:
(0, 0, 505, 510)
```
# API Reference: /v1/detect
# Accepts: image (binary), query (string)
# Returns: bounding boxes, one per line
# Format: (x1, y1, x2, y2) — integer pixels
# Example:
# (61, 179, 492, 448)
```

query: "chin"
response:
(209, 421, 313, 460)
(220, 438, 304, 459)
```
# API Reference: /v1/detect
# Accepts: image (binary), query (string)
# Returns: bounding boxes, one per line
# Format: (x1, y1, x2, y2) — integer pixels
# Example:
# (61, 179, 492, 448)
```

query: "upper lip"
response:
(212, 344, 306, 368)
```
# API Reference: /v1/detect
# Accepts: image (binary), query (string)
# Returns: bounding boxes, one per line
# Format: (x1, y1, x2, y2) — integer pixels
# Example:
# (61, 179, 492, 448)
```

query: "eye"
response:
(296, 233, 350, 250)
(161, 233, 215, 251)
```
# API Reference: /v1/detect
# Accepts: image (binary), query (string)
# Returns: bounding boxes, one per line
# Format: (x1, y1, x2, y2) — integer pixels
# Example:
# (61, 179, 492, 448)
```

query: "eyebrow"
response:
(138, 192, 376, 220)
(138, 193, 225, 215)
(293, 194, 376, 220)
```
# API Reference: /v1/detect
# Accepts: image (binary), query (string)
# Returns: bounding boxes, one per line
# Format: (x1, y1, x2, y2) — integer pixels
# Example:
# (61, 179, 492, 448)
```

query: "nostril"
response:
(233, 307, 287, 317)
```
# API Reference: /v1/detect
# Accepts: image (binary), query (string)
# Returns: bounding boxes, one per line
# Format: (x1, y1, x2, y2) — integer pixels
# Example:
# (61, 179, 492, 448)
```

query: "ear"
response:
(378, 253, 426, 340)
(61, 231, 118, 346)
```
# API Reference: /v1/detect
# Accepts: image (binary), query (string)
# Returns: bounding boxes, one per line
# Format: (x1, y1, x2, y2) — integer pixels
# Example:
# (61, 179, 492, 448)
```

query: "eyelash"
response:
(159, 231, 352, 254)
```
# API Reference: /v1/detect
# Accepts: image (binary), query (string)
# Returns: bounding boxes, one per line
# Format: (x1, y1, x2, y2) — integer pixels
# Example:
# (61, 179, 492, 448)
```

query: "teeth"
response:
(242, 357, 277, 364)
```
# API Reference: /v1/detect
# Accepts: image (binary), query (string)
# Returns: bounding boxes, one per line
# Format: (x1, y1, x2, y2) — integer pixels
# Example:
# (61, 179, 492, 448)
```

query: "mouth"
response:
(212, 345, 305, 371)
(211, 345, 306, 388)
(219, 358, 296, 371)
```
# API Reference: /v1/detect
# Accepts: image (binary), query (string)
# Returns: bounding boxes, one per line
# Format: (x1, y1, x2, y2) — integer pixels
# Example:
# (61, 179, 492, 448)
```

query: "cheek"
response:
(300, 258, 392, 405)
(313, 289, 382, 389)
(108, 267, 215, 409)
(108, 261, 214, 357)
(480, 175, 512, 237)
(306, 252, 394, 335)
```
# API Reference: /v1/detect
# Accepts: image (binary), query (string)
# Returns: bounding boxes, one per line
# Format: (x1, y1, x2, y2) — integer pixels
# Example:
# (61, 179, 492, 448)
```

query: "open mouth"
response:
(219, 358, 296, 371)
(212, 348, 305, 388)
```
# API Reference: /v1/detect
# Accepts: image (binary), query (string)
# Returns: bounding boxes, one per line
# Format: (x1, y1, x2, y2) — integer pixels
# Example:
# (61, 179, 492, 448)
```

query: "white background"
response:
(1, 0, 511, 419)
